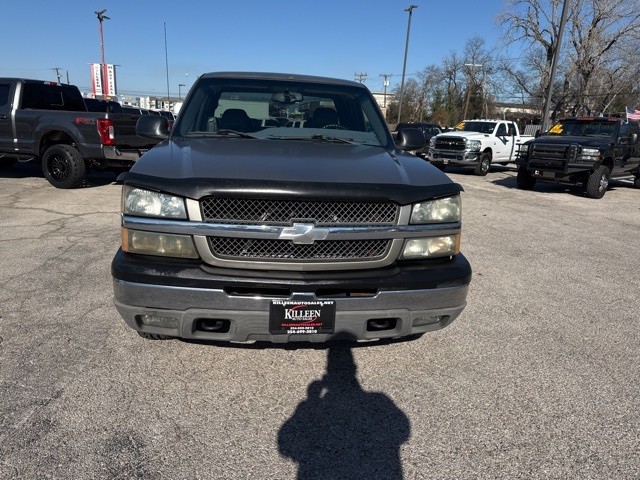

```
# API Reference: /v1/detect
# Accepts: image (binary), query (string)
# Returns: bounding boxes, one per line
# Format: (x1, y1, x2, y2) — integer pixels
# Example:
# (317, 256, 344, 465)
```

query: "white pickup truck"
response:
(428, 119, 534, 175)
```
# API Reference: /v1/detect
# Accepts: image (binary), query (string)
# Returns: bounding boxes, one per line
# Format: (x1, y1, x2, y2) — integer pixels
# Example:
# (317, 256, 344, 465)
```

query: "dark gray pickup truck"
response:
(111, 72, 471, 343)
(0, 79, 158, 188)
(516, 117, 640, 198)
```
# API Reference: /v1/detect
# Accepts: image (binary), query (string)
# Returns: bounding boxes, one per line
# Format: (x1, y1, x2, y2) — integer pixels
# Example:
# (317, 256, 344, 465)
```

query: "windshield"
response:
(546, 120, 617, 137)
(453, 121, 496, 134)
(173, 77, 389, 147)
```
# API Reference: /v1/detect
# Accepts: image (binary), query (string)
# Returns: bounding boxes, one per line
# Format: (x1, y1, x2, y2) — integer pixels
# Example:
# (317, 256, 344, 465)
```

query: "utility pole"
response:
(164, 22, 171, 110)
(95, 9, 110, 99)
(52, 67, 63, 83)
(397, 4, 418, 125)
(462, 63, 482, 121)
(354, 72, 367, 84)
(379, 73, 392, 108)
(541, 0, 570, 132)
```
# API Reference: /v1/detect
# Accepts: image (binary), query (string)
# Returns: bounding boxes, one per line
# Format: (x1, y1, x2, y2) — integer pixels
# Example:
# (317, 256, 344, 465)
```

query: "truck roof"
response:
(559, 116, 622, 122)
(0, 78, 71, 86)
(463, 119, 515, 123)
(200, 71, 365, 88)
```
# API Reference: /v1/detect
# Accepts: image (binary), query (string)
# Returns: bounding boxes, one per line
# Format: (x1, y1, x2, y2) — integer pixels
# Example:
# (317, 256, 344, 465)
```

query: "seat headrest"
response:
(311, 108, 339, 128)
(220, 109, 252, 131)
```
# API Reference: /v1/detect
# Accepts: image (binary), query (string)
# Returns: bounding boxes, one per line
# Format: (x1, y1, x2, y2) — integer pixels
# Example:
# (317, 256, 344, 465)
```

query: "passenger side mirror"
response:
(396, 128, 425, 152)
(136, 115, 170, 140)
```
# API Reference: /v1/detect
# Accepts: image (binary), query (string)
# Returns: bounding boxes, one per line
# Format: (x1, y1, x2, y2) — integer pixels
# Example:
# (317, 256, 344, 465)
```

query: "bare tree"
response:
(498, 0, 640, 119)
(498, 0, 568, 116)
(569, 0, 640, 113)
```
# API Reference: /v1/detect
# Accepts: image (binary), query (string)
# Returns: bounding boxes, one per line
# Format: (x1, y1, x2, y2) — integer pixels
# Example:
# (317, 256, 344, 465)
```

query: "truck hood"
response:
(532, 135, 615, 148)
(123, 138, 462, 204)
(436, 132, 488, 141)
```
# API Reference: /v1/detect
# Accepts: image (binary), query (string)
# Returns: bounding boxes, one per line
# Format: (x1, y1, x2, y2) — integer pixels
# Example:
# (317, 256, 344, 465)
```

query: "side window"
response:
(496, 123, 507, 136)
(22, 83, 86, 111)
(508, 123, 516, 136)
(0, 84, 11, 107)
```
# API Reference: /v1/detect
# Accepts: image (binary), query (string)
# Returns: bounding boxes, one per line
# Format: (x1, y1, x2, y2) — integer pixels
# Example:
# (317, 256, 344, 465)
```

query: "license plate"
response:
(269, 300, 336, 335)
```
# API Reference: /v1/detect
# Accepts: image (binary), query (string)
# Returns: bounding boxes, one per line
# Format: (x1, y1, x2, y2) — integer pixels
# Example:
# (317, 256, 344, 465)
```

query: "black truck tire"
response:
(42, 144, 86, 189)
(585, 165, 610, 199)
(474, 152, 492, 176)
(516, 165, 536, 190)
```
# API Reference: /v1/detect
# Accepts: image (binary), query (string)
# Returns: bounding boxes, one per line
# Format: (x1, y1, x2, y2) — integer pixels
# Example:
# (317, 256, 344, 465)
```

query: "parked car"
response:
(0, 78, 159, 187)
(516, 116, 640, 198)
(111, 71, 471, 343)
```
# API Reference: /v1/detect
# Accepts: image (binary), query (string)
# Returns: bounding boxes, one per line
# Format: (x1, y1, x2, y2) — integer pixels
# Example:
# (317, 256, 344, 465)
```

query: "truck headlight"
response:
(122, 228, 199, 258)
(429, 137, 436, 147)
(410, 195, 461, 224)
(122, 185, 187, 219)
(466, 140, 481, 151)
(580, 147, 600, 160)
(401, 234, 460, 258)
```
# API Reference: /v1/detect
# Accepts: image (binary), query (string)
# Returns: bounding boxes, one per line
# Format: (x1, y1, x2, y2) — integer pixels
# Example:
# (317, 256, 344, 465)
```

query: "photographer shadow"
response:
(278, 342, 410, 479)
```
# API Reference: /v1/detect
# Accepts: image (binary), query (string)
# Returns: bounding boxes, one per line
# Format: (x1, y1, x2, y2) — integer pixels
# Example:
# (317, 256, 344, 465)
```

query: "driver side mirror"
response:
(396, 128, 425, 151)
(136, 115, 170, 140)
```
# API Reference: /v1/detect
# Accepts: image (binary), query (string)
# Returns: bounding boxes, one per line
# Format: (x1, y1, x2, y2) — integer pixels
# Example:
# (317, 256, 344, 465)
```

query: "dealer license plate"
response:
(269, 300, 336, 335)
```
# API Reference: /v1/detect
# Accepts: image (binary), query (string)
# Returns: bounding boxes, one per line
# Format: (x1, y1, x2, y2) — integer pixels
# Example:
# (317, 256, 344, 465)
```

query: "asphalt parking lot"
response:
(1, 162, 639, 479)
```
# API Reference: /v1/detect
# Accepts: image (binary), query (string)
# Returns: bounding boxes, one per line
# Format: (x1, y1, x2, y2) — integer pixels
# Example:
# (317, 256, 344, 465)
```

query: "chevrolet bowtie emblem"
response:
(279, 223, 330, 245)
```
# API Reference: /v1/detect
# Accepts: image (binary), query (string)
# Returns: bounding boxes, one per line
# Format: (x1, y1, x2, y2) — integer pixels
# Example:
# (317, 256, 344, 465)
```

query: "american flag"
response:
(626, 107, 640, 121)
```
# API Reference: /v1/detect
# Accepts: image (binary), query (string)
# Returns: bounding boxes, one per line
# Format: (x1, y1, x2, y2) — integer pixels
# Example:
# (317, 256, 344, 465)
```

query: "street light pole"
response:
(541, 0, 570, 132)
(397, 4, 418, 125)
(95, 9, 110, 99)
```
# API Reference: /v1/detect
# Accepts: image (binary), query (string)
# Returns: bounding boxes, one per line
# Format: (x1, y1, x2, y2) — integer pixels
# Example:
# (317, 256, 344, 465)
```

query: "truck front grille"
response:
(208, 237, 390, 262)
(434, 137, 466, 151)
(530, 144, 574, 168)
(198, 197, 400, 267)
(201, 198, 398, 226)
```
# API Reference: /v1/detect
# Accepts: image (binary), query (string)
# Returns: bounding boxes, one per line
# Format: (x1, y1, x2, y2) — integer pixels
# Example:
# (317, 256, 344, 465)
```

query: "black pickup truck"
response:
(111, 72, 471, 343)
(516, 117, 640, 198)
(0, 79, 158, 188)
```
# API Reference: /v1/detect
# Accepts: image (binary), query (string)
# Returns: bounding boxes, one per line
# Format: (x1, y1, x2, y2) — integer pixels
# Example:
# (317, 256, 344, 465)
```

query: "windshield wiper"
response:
(186, 130, 258, 139)
(310, 134, 355, 144)
(265, 134, 359, 144)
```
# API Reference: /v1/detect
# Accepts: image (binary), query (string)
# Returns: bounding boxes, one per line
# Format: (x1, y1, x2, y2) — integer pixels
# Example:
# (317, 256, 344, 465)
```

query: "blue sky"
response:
(1, 0, 511, 98)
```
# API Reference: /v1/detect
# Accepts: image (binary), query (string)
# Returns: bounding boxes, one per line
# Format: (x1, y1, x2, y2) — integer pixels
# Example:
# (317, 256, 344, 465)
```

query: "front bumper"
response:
(429, 149, 480, 166)
(111, 250, 471, 343)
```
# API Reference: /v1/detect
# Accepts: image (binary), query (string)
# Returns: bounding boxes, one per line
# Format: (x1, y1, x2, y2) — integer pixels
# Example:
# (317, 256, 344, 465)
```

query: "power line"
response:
(354, 72, 368, 83)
